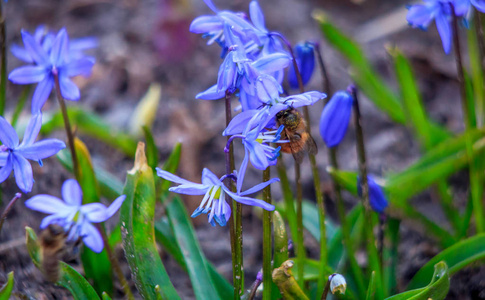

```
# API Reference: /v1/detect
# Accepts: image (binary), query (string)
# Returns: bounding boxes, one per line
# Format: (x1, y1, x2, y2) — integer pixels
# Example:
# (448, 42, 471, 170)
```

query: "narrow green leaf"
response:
(41, 107, 138, 157)
(166, 197, 222, 300)
(383, 218, 400, 296)
(468, 16, 485, 125)
(0, 272, 14, 300)
(120, 143, 180, 300)
(25, 227, 101, 300)
(408, 234, 485, 289)
(73, 138, 113, 296)
(387, 262, 449, 300)
(143, 126, 159, 170)
(102, 292, 112, 300)
(365, 271, 376, 300)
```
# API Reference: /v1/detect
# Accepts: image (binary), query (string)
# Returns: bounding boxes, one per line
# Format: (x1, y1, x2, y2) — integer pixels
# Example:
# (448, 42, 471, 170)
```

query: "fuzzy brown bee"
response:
(276, 108, 317, 163)
(39, 224, 67, 283)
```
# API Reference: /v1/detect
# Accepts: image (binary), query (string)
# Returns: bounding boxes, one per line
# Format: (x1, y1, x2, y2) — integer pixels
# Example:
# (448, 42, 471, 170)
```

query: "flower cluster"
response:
(407, 0, 485, 53)
(156, 0, 326, 225)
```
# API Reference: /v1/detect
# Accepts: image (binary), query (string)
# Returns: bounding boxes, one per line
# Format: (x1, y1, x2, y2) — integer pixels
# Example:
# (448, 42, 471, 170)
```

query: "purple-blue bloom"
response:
(357, 175, 388, 214)
(319, 91, 353, 148)
(288, 42, 315, 89)
(25, 179, 126, 253)
(9, 28, 95, 114)
(156, 168, 278, 226)
(0, 114, 65, 193)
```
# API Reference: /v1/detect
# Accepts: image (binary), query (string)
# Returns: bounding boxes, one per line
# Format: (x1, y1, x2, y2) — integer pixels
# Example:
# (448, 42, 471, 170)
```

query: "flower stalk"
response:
(0, 193, 21, 234)
(225, 91, 243, 298)
(0, 0, 6, 116)
(351, 85, 384, 299)
(262, 167, 272, 300)
(53, 74, 80, 181)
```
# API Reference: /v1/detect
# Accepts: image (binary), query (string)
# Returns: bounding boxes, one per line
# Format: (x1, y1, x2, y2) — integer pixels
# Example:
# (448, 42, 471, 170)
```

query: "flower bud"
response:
(330, 273, 346, 295)
(357, 175, 389, 214)
(288, 42, 315, 89)
(319, 91, 353, 147)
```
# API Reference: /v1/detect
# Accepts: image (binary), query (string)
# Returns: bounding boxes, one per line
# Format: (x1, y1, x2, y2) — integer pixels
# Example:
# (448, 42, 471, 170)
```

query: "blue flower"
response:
(25, 179, 126, 253)
(288, 42, 315, 89)
(9, 28, 95, 114)
(156, 168, 278, 226)
(471, 0, 485, 12)
(357, 175, 388, 214)
(319, 91, 353, 148)
(0, 114, 65, 193)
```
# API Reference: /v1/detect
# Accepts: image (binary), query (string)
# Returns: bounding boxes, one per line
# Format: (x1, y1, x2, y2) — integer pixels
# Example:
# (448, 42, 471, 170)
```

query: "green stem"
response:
(295, 162, 305, 288)
(321, 274, 335, 300)
(351, 85, 384, 299)
(53, 74, 80, 181)
(96, 224, 134, 300)
(11, 86, 31, 128)
(451, 5, 485, 233)
(225, 91, 242, 298)
(262, 168, 272, 300)
(0, 0, 6, 116)
(0, 193, 21, 234)
(276, 160, 299, 248)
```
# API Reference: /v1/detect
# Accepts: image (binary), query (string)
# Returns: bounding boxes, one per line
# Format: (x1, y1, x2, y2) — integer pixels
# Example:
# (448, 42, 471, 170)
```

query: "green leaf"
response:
(143, 126, 159, 170)
(102, 292, 112, 300)
(315, 13, 448, 141)
(0, 272, 14, 300)
(166, 197, 224, 300)
(73, 138, 113, 296)
(407, 234, 485, 290)
(24, 227, 101, 300)
(365, 271, 376, 300)
(120, 143, 180, 300)
(273, 211, 289, 270)
(387, 262, 449, 300)
(468, 18, 485, 126)
(41, 107, 138, 157)
(273, 261, 309, 300)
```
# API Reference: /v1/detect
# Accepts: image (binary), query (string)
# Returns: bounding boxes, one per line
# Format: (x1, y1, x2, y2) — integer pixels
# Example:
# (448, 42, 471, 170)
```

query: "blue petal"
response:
(65, 57, 95, 77)
(81, 203, 109, 223)
(357, 175, 388, 214)
(225, 189, 275, 211)
(80, 221, 104, 253)
(223, 110, 258, 136)
(60, 179, 83, 207)
(239, 177, 280, 196)
(31, 75, 54, 114)
(435, 11, 452, 54)
(0, 156, 13, 183)
(201, 168, 221, 186)
(237, 148, 250, 194)
(249, 1, 266, 31)
(50, 28, 69, 67)
(282, 91, 326, 108)
(246, 140, 269, 170)
(288, 43, 315, 89)
(156, 168, 198, 185)
(472, 0, 485, 12)
(105, 195, 125, 219)
(319, 91, 353, 147)
(196, 84, 226, 100)
(17, 139, 66, 160)
(20, 113, 42, 147)
(8, 65, 47, 84)
(59, 75, 80, 100)
(12, 154, 33, 193)
(252, 52, 291, 74)
(0, 152, 7, 167)
(203, 0, 218, 12)
(0, 116, 19, 148)
(11, 44, 34, 63)
(169, 185, 210, 195)
(21, 30, 49, 66)
(190, 15, 223, 34)
(255, 75, 281, 103)
(217, 51, 238, 92)
(25, 194, 71, 214)
(454, 0, 471, 16)
(70, 37, 98, 51)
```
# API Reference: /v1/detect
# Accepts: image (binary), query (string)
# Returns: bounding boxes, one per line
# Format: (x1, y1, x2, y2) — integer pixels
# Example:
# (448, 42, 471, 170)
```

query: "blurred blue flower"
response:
(25, 179, 126, 253)
(319, 91, 353, 148)
(288, 42, 315, 89)
(11, 25, 97, 64)
(357, 175, 388, 214)
(156, 168, 278, 226)
(0, 114, 65, 193)
(9, 28, 95, 114)
(471, 0, 485, 12)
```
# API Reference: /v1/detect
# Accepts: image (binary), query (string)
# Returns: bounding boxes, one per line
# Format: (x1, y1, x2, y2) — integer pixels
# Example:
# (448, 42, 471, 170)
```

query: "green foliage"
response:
(120, 143, 179, 300)
(25, 227, 101, 300)
(0, 272, 14, 300)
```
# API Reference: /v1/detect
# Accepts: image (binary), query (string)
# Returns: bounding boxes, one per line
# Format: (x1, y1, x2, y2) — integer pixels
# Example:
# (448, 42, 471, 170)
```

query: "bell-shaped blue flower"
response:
(9, 28, 95, 113)
(0, 114, 65, 193)
(288, 42, 315, 89)
(25, 179, 126, 253)
(319, 91, 353, 148)
(156, 168, 278, 226)
(357, 175, 388, 214)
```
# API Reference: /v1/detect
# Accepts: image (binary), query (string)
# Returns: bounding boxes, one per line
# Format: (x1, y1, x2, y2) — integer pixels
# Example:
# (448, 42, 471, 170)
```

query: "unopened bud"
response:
(330, 274, 346, 295)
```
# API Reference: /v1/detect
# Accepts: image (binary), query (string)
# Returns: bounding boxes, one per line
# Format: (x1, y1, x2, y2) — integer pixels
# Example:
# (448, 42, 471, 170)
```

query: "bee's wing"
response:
(286, 130, 305, 164)
(304, 133, 318, 156)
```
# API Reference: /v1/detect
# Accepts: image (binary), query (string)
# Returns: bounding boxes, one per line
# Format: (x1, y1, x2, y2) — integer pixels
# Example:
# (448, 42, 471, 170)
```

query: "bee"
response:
(275, 108, 317, 164)
(39, 224, 67, 282)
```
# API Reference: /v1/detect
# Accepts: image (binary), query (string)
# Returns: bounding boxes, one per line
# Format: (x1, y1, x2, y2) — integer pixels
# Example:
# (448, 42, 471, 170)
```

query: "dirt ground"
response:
(0, 0, 483, 299)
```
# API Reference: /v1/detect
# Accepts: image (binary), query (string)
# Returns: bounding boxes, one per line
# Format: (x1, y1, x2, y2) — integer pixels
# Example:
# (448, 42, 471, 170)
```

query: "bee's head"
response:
(276, 108, 300, 129)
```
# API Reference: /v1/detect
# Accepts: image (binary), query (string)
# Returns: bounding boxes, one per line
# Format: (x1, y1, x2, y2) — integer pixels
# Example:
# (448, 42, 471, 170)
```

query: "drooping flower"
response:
(25, 179, 125, 253)
(156, 168, 278, 226)
(288, 42, 315, 89)
(357, 175, 389, 214)
(319, 90, 353, 148)
(329, 274, 347, 295)
(0, 114, 65, 193)
(9, 28, 95, 113)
